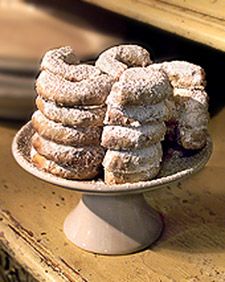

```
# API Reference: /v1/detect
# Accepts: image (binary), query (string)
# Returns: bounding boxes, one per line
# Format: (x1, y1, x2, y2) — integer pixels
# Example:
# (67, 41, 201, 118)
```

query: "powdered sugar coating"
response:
(106, 67, 173, 106)
(101, 123, 166, 150)
(95, 45, 152, 79)
(36, 96, 106, 127)
(32, 133, 105, 168)
(36, 70, 114, 106)
(31, 147, 100, 180)
(105, 101, 170, 126)
(149, 61, 206, 89)
(118, 66, 156, 81)
(40, 46, 102, 81)
(32, 110, 102, 146)
(173, 87, 208, 106)
(102, 142, 162, 173)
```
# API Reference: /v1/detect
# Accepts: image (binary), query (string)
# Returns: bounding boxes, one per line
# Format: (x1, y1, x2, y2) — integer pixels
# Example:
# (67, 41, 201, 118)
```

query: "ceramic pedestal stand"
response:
(64, 193, 162, 254)
(12, 122, 212, 255)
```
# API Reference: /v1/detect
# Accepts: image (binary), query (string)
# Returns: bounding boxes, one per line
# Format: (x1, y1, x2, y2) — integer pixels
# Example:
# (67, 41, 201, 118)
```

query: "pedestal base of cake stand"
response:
(63, 193, 163, 255)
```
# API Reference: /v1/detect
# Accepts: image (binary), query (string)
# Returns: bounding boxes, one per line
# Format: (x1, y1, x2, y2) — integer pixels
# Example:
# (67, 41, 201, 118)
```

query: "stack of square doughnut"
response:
(31, 46, 114, 180)
(95, 46, 173, 184)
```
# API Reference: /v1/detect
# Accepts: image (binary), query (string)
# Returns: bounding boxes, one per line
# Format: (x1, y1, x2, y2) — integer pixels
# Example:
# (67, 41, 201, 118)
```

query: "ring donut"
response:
(32, 133, 105, 168)
(31, 147, 101, 180)
(105, 101, 170, 126)
(36, 70, 113, 107)
(106, 67, 173, 106)
(101, 123, 166, 150)
(95, 44, 152, 79)
(36, 96, 106, 127)
(32, 110, 102, 146)
(150, 61, 206, 89)
(40, 46, 102, 81)
(102, 143, 162, 173)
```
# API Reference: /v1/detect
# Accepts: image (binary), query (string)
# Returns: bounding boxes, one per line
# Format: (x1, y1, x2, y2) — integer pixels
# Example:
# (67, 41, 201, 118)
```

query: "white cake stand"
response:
(12, 122, 212, 255)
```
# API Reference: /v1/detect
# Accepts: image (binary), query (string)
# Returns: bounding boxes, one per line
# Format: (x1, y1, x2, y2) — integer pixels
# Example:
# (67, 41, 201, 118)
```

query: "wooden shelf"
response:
(84, 0, 225, 52)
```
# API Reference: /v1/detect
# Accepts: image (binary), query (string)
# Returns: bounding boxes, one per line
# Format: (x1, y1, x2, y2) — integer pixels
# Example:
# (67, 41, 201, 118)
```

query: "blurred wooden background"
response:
(0, 1, 225, 281)
(0, 0, 126, 119)
(0, 0, 224, 120)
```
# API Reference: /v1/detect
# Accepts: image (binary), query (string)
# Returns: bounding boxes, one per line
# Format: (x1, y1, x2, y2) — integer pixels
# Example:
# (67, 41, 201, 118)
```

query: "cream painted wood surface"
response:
(1, 108, 225, 281)
(84, 0, 225, 52)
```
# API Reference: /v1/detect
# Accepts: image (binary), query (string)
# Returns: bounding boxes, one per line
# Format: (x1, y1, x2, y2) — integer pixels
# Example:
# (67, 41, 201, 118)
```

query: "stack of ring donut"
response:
(149, 61, 209, 150)
(30, 44, 210, 184)
(31, 46, 114, 180)
(100, 60, 173, 184)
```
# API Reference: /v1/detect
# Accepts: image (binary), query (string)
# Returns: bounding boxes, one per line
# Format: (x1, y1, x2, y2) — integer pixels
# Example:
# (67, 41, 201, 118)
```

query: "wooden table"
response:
(1, 108, 225, 281)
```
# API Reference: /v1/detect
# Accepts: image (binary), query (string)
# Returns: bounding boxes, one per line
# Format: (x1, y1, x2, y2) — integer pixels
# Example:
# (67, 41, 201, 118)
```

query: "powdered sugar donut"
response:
(36, 70, 113, 106)
(32, 110, 102, 146)
(38, 46, 113, 106)
(102, 143, 162, 173)
(149, 61, 206, 89)
(32, 133, 105, 168)
(101, 123, 166, 150)
(40, 46, 102, 81)
(31, 147, 101, 180)
(105, 101, 170, 126)
(106, 67, 173, 106)
(36, 96, 106, 127)
(95, 45, 152, 79)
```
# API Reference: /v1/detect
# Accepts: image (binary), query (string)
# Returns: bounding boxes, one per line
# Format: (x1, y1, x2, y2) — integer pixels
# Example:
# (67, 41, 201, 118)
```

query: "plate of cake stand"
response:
(12, 122, 212, 255)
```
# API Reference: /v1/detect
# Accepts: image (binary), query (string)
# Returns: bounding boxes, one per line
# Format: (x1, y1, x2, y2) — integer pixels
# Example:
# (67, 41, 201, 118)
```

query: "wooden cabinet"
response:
(84, 0, 225, 51)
